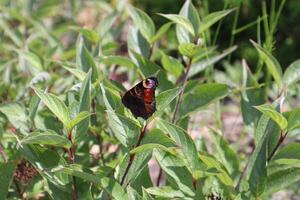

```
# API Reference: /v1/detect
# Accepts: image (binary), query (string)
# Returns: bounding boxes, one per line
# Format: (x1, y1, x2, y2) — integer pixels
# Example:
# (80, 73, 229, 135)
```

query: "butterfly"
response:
(121, 77, 158, 120)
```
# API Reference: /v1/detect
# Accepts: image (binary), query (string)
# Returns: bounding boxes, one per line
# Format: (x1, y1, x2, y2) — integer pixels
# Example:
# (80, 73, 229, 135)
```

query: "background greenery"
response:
(1, 0, 300, 199)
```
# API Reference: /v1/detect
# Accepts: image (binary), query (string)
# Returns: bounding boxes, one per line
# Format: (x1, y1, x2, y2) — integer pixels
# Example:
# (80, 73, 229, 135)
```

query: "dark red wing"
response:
(121, 78, 158, 119)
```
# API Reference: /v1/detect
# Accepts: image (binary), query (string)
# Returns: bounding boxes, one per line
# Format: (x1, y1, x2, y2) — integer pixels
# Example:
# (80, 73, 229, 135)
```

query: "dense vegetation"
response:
(1, 0, 300, 199)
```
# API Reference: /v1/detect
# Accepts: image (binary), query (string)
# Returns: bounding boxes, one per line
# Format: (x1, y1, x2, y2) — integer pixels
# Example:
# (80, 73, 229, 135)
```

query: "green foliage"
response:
(0, 0, 299, 199)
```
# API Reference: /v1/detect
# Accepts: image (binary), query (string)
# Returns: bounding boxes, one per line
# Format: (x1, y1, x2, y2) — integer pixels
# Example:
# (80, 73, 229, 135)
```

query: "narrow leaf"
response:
(251, 40, 283, 88)
(254, 104, 287, 130)
(159, 14, 195, 36)
(198, 9, 234, 34)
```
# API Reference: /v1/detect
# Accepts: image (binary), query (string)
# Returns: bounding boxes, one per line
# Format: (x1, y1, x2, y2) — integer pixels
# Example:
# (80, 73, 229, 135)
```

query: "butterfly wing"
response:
(122, 81, 156, 119)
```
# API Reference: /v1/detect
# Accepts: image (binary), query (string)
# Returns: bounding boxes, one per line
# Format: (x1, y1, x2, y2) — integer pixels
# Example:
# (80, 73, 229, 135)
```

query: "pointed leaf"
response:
(21, 131, 72, 148)
(254, 104, 287, 130)
(127, 5, 155, 43)
(251, 40, 283, 88)
(159, 14, 195, 36)
(198, 9, 234, 34)
(32, 87, 71, 130)
(283, 59, 300, 86)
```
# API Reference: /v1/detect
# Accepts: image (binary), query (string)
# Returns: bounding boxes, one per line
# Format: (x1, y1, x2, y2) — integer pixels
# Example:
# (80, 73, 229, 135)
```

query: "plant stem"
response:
(267, 131, 288, 162)
(171, 57, 193, 123)
(156, 57, 193, 186)
(68, 132, 78, 200)
(120, 122, 148, 186)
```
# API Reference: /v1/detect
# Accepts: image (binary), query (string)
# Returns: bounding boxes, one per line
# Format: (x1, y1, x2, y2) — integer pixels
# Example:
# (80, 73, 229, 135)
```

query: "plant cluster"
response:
(0, 0, 299, 199)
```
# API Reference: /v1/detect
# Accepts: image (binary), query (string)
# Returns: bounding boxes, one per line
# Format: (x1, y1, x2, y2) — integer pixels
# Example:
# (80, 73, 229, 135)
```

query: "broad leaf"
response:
(21, 131, 72, 148)
(210, 129, 239, 177)
(283, 59, 300, 87)
(127, 5, 155, 43)
(254, 104, 287, 130)
(153, 149, 195, 197)
(159, 14, 195, 36)
(158, 119, 204, 174)
(176, 0, 200, 44)
(287, 108, 300, 131)
(146, 186, 185, 198)
(161, 52, 184, 77)
(32, 87, 71, 131)
(179, 83, 230, 117)
(149, 87, 182, 120)
(0, 102, 30, 134)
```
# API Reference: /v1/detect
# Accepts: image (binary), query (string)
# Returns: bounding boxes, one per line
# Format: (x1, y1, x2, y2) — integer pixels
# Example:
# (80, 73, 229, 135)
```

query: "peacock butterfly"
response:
(121, 77, 158, 120)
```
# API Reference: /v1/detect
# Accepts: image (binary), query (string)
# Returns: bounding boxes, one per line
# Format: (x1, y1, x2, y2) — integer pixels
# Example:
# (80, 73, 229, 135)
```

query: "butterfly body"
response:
(121, 77, 158, 119)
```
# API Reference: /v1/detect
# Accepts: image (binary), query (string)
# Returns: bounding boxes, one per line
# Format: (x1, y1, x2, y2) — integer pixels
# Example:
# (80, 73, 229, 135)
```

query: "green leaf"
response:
(0, 161, 18, 200)
(247, 113, 270, 196)
(69, 111, 91, 131)
(273, 143, 300, 160)
(153, 149, 195, 197)
(254, 104, 287, 130)
(76, 35, 98, 82)
(118, 151, 152, 185)
(150, 22, 173, 43)
(98, 55, 136, 68)
(0, 102, 30, 134)
(199, 154, 234, 186)
(287, 108, 300, 131)
(283, 59, 300, 87)
(179, 83, 230, 117)
(127, 5, 155, 43)
(159, 14, 195, 36)
(128, 27, 151, 58)
(189, 46, 237, 78)
(210, 129, 239, 177)
(250, 40, 283, 89)
(52, 164, 128, 200)
(32, 87, 71, 131)
(149, 87, 182, 120)
(21, 131, 72, 148)
(176, 0, 200, 44)
(71, 27, 99, 43)
(146, 186, 185, 198)
(178, 43, 196, 58)
(130, 143, 174, 155)
(132, 52, 160, 77)
(18, 50, 43, 71)
(158, 119, 204, 174)
(98, 12, 118, 39)
(241, 60, 264, 125)
(141, 128, 176, 147)
(142, 188, 154, 200)
(75, 71, 91, 140)
(161, 52, 184, 77)
(264, 168, 300, 195)
(100, 84, 140, 147)
(198, 9, 234, 34)
(63, 66, 87, 81)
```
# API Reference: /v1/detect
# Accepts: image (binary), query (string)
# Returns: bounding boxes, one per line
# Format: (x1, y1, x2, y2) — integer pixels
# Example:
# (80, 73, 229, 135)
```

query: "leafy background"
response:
(1, 0, 300, 199)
